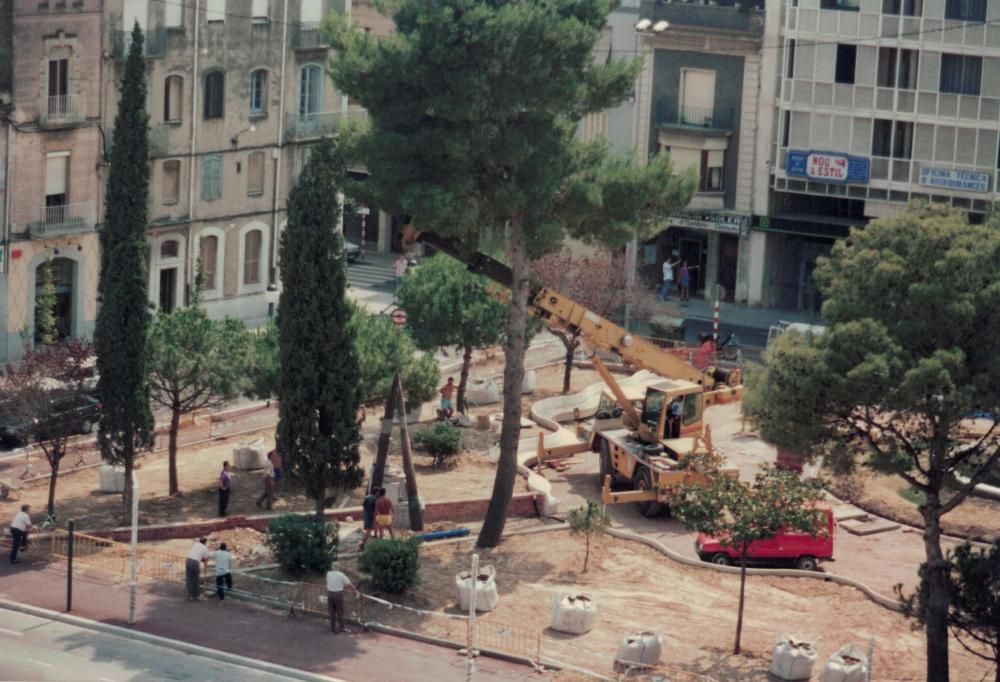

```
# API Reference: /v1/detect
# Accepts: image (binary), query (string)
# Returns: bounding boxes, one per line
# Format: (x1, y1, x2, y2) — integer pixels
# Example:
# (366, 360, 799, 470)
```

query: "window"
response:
(247, 151, 266, 195)
(945, 0, 986, 22)
(250, 69, 268, 115)
(45, 152, 69, 214)
(835, 45, 857, 84)
(162, 160, 180, 204)
(298, 65, 323, 116)
(301, 0, 321, 23)
(940, 54, 982, 95)
(48, 58, 69, 117)
(898, 49, 919, 89)
(252, 0, 268, 20)
(207, 0, 225, 22)
(821, 0, 859, 10)
(680, 69, 715, 124)
(699, 151, 724, 192)
(164, 75, 183, 122)
(786, 40, 796, 79)
(200, 235, 218, 290)
(161, 240, 180, 259)
(781, 110, 791, 147)
(243, 230, 262, 285)
(204, 71, 225, 119)
(166, 0, 182, 26)
(872, 120, 912, 158)
(883, 0, 922, 15)
(200, 154, 222, 200)
(877, 48, 897, 87)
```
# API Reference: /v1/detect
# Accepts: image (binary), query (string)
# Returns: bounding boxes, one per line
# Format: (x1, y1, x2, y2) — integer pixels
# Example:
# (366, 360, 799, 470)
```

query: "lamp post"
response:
(128, 470, 139, 625)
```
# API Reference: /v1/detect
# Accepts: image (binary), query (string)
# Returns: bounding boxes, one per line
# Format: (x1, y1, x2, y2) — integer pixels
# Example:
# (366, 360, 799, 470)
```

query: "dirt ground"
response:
(830, 469, 1000, 542)
(361, 530, 991, 681)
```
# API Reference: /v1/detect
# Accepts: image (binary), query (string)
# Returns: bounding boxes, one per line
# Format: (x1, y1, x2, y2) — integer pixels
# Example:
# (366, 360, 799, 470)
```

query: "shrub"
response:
(265, 514, 339, 574)
(357, 538, 421, 594)
(413, 423, 461, 466)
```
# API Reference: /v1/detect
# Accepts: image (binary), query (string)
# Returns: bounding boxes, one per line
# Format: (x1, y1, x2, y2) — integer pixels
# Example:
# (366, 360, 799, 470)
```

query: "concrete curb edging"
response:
(0, 598, 346, 682)
(604, 527, 904, 613)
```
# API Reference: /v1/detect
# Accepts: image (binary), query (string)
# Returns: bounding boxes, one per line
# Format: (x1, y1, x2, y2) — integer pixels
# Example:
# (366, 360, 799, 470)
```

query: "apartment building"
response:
(0, 0, 104, 362)
(762, 0, 1000, 311)
(633, 0, 766, 304)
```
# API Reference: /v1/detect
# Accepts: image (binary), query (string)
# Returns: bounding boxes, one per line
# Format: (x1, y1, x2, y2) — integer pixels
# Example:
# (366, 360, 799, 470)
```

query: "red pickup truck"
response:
(694, 504, 835, 571)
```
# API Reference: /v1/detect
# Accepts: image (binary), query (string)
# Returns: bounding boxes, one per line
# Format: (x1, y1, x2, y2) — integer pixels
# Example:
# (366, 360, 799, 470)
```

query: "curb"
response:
(603, 527, 904, 612)
(0, 598, 346, 682)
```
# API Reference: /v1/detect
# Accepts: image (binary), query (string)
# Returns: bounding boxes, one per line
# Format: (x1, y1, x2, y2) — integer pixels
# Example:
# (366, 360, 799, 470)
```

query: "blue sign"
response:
(786, 150, 870, 184)
(919, 166, 990, 193)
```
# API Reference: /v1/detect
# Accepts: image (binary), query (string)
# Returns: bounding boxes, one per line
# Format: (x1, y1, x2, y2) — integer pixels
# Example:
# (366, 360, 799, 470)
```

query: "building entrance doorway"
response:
(718, 235, 738, 303)
(678, 237, 706, 297)
(159, 267, 177, 313)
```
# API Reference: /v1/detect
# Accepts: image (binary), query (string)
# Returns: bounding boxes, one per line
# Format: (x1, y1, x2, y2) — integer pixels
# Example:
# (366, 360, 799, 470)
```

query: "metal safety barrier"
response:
(50, 529, 186, 583)
(474, 617, 543, 667)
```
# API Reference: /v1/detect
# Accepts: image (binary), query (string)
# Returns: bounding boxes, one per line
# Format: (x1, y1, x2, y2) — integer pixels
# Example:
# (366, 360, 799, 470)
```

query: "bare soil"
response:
(367, 530, 992, 681)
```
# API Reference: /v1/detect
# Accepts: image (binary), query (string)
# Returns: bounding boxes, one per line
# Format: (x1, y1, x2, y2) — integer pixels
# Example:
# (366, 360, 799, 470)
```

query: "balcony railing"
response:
(655, 99, 734, 132)
(285, 109, 369, 140)
(292, 22, 328, 50)
(112, 29, 167, 59)
(26, 202, 97, 238)
(642, 1, 764, 34)
(41, 94, 87, 125)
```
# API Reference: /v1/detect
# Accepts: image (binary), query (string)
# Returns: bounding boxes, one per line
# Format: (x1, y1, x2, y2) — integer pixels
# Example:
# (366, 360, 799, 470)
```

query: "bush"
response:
(357, 538, 421, 594)
(413, 423, 461, 466)
(265, 514, 339, 574)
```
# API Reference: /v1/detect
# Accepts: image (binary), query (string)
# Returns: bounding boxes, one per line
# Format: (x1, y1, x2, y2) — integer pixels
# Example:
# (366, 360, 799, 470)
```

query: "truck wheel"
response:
(795, 555, 818, 571)
(710, 553, 731, 566)
(634, 467, 662, 518)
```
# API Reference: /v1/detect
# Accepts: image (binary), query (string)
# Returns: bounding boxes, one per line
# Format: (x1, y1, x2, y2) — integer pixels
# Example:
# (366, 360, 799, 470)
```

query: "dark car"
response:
(0, 393, 102, 446)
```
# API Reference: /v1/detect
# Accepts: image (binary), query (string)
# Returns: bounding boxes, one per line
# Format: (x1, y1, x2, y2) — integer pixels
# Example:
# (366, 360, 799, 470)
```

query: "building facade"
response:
(633, 0, 766, 304)
(760, 0, 1000, 311)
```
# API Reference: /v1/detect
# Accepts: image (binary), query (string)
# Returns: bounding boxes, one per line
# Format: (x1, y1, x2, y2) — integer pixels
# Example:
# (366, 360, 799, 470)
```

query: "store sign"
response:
(919, 166, 990, 193)
(671, 212, 750, 236)
(786, 150, 870, 184)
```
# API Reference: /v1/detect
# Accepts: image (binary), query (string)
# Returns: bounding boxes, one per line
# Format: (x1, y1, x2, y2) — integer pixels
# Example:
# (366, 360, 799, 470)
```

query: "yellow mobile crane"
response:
(402, 228, 742, 516)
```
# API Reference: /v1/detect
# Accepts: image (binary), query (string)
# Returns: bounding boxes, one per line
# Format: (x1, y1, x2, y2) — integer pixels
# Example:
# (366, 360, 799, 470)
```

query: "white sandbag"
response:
(770, 634, 818, 680)
(821, 644, 869, 682)
(234, 438, 268, 470)
(615, 631, 662, 669)
(549, 594, 596, 635)
(455, 564, 500, 612)
(521, 370, 536, 394)
(466, 378, 501, 406)
(98, 464, 125, 493)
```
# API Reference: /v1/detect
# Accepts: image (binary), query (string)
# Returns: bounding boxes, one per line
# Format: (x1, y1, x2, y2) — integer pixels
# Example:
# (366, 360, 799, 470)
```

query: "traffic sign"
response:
(391, 309, 408, 328)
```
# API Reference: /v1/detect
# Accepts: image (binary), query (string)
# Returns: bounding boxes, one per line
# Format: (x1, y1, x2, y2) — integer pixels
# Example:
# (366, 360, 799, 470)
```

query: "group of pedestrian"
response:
(8, 504, 31, 564)
(184, 537, 233, 601)
(358, 487, 395, 550)
(659, 255, 698, 302)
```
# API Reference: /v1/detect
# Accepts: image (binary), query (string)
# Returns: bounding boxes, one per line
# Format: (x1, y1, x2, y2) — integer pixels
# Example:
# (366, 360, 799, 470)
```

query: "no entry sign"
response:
(391, 309, 408, 328)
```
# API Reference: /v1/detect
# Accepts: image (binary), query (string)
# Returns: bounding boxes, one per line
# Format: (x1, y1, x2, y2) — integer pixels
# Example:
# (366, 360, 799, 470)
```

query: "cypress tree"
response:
(277, 140, 363, 519)
(94, 23, 155, 515)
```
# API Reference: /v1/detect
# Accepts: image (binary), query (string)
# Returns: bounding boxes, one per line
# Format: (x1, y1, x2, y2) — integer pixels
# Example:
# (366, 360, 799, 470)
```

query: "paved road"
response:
(0, 608, 321, 682)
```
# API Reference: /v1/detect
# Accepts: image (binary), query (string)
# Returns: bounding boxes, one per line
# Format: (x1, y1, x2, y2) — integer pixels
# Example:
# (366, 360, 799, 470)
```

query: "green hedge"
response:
(413, 422, 461, 466)
(265, 514, 339, 574)
(357, 539, 421, 594)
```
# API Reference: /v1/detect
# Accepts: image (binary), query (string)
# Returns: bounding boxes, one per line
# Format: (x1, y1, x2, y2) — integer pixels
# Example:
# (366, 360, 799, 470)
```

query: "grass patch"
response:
(898, 487, 926, 506)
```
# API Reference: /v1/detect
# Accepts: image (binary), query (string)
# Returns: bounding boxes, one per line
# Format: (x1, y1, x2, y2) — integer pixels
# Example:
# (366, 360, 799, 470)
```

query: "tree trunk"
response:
(921, 497, 951, 682)
(477, 219, 529, 548)
(583, 534, 590, 573)
(396, 379, 424, 532)
(314, 482, 326, 520)
(457, 344, 473, 414)
(734, 547, 748, 655)
(168, 403, 181, 496)
(561, 337, 578, 395)
(371, 375, 401, 492)
(46, 452, 61, 519)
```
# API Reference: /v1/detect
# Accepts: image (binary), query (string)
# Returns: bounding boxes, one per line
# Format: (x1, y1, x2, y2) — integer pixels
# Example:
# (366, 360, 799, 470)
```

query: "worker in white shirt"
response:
(9, 504, 31, 564)
(185, 537, 209, 600)
(212, 543, 233, 600)
(659, 255, 681, 301)
(325, 562, 358, 633)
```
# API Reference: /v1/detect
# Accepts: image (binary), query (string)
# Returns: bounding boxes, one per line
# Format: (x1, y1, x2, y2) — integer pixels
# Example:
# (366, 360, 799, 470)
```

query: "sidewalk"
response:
(0, 559, 536, 682)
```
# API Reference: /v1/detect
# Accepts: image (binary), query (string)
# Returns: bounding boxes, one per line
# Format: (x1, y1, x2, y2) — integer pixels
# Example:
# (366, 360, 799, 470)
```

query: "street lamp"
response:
(230, 124, 256, 146)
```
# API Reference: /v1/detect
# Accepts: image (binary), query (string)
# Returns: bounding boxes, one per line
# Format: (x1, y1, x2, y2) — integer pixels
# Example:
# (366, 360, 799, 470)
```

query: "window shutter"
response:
(201, 155, 222, 200)
(207, 0, 225, 22)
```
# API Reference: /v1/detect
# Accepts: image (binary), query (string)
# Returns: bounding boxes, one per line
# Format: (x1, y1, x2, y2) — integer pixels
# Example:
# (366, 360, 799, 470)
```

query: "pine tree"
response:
(93, 23, 155, 515)
(277, 139, 363, 519)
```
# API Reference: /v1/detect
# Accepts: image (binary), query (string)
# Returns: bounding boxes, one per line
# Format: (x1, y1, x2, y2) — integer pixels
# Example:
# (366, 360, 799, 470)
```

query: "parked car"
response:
(694, 504, 835, 571)
(345, 240, 361, 263)
(0, 393, 102, 446)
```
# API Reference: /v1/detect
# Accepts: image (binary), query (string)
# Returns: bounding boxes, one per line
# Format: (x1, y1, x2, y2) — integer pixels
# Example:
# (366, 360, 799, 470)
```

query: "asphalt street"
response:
(0, 608, 313, 682)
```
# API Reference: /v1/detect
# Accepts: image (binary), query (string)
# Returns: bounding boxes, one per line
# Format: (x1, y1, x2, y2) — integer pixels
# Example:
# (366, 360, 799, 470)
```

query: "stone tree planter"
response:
(98, 464, 125, 493)
(233, 438, 267, 470)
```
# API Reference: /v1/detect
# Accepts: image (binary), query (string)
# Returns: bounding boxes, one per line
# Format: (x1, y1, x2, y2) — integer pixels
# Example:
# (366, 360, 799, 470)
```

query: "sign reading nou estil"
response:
(786, 150, 870, 184)
(919, 166, 990, 193)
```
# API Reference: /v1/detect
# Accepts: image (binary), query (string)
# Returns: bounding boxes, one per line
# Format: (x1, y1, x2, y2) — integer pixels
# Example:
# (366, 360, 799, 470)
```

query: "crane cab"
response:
(635, 381, 705, 447)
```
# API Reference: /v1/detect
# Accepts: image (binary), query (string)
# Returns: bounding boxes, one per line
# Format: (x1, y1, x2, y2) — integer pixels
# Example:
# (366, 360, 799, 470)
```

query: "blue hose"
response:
(416, 528, 471, 542)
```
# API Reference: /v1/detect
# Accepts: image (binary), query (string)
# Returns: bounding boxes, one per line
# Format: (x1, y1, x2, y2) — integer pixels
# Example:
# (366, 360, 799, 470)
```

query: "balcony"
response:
(112, 29, 167, 60)
(639, 0, 764, 34)
(292, 22, 328, 50)
(26, 202, 97, 238)
(40, 94, 87, 126)
(285, 109, 368, 140)
(655, 99, 734, 133)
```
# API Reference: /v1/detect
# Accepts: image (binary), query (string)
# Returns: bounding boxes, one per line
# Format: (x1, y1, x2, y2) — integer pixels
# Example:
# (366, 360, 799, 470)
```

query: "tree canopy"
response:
(743, 202, 1000, 681)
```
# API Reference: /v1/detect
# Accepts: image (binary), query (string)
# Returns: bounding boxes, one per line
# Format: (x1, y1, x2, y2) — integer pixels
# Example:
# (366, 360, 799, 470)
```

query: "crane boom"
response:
(404, 229, 739, 391)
